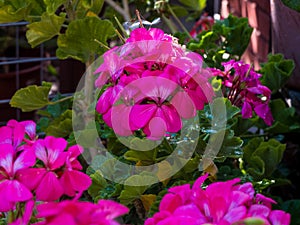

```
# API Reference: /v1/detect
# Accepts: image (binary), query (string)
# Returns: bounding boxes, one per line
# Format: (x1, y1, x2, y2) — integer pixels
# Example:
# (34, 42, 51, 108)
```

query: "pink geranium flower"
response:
(33, 199, 129, 225)
(94, 27, 213, 139)
(18, 136, 91, 202)
(212, 60, 273, 125)
(0, 143, 35, 212)
(145, 174, 291, 225)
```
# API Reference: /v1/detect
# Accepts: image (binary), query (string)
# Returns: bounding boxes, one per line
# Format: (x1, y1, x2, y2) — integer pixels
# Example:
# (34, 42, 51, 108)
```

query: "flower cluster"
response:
(145, 174, 290, 225)
(95, 28, 214, 140)
(0, 120, 95, 224)
(212, 60, 273, 125)
(33, 199, 128, 225)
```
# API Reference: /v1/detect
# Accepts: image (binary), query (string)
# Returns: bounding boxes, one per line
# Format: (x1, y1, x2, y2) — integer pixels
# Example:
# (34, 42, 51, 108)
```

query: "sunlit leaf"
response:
(26, 12, 66, 47)
(0, 1, 31, 23)
(44, 0, 65, 13)
(56, 16, 115, 62)
(10, 82, 52, 112)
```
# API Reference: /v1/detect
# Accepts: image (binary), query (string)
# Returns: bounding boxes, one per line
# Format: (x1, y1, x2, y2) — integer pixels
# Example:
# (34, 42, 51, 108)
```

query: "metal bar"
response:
(0, 93, 74, 105)
(0, 21, 29, 27)
(0, 57, 58, 66)
(15, 26, 20, 120)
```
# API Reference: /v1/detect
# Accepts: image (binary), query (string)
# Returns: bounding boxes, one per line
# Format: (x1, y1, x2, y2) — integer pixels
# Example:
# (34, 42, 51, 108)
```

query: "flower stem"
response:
(167, 4, 193, 39)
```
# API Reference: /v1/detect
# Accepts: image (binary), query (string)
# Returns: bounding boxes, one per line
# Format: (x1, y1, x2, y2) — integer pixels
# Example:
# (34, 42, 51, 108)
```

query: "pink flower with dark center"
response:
(0, 143, 35, 212)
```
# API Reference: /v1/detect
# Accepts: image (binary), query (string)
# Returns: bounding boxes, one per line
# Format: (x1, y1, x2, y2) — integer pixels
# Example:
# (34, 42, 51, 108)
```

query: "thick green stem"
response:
(84, 56, 95, 105)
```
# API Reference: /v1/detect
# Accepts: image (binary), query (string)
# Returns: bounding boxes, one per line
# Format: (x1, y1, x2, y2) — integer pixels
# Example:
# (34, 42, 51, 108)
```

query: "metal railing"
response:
(0, 21, 58, 125)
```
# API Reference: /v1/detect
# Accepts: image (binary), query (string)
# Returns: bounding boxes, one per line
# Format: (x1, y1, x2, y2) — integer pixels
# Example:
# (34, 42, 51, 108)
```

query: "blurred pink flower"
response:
(33, 199, 128, 225)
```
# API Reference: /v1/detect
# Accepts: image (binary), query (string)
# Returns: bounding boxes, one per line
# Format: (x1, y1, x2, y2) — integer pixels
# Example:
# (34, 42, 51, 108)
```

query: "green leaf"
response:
(88, 170, 107, 200)
(218, 130, 243, 159)
(179, 0, 206, 11)
(281, 0, 300, 12)
(124, 149, 156, 165)
(243, 138, 286, 180)
(76, 0, 104, 18)
(216, 14, 253, 56)
(119, 173, 157, 205)
(56, 16, 115, 62)
(260, 54, 295, 93)
(26, 12, 66, 47)
(10, 82, 52, 112)
(266, 99, 300, 133)
(170, 5, 188, 17)
(46, 93, 72, 118)
(0, 0, 31, 23)
(43, 0, 65, 13)
(45, 109, 72, 137)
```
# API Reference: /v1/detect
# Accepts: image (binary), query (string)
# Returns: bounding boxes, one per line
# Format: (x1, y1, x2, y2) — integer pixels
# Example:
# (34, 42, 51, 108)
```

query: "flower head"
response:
(145, 174, 290, 225)
(34, 199, 128, 225)
(212, 60, 273, 125)
(95, 28, 214, 139)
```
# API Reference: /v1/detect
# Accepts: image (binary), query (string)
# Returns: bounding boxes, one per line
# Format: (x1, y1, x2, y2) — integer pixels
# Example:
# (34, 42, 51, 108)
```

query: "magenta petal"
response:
(130, 104, 157, 130)
(13, 148, 36, 173)
(97, 200, 129, 219)
(16, 168, 46, 190)
(45, 213, 77, 225)
(36, 202, 61, 218)
(111, 104, 134, 136)
(96, 87, 114, 114)
(44, 136, 67, 154)
(223, 206, 247, 223)
(44, 136, 67, 170)
(0, 143, 14, 175)
(0, 126, 12, 145)
(143, 117, 167, 140)
(242, 101, 253, 118)
(7, 120, 25, 149)
(173, 204, 204, 218)
(269, 210, 291, 225)
(160, 105, 182, 132)
(60, 170, 92, 197)
(159, 193, 183, 213)
(36, 172, 64, 201)
(192, 174, 209, 191)
(0, 184, 15, 211)
(34, 140, 48, 165)
(248, 204, 270, 218)
(171, 91, 196, 119)
(254, 103, 273, 125)
(5, 180, 33, 202)
(20, 120, 36, 140)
